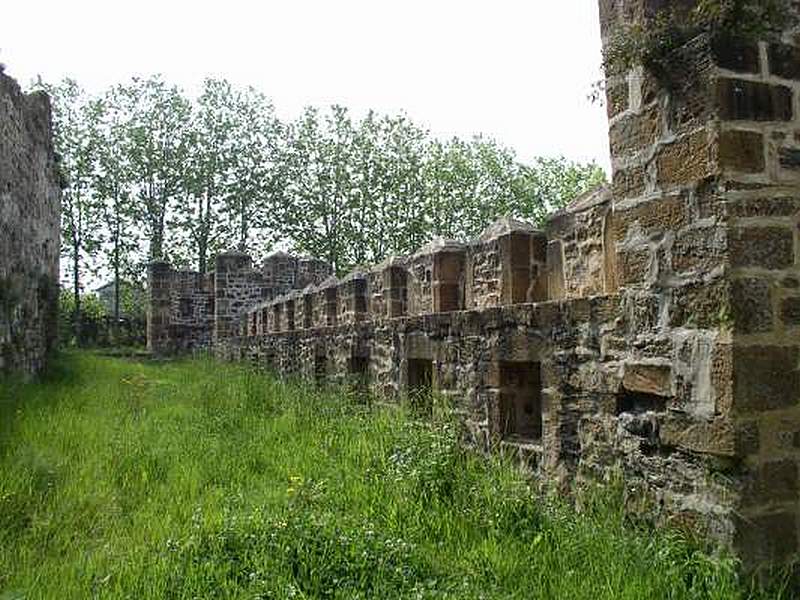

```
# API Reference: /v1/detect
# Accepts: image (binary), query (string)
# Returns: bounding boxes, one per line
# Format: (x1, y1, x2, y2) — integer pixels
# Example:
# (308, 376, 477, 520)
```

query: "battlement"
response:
(146, 252, 333, 354)
(146, 0, 800, 569)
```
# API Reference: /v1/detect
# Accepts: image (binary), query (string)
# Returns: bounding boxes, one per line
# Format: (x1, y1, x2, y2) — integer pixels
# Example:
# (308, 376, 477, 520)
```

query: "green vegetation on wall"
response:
(602, 0, 795, 79)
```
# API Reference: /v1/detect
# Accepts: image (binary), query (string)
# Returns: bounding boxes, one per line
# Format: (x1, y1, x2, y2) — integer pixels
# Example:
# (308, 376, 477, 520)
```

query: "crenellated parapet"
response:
(145, 0, 800, 570)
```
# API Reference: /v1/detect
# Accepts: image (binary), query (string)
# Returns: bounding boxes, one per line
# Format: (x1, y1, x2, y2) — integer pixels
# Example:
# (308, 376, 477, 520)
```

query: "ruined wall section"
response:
(715, 21, 800, 565)
(545, 186, 617, 300)
(599, 0, 800, 565)
(146, 264, 214, 354)
(0, 71, 60, 376)
(146, 0, 800, 571)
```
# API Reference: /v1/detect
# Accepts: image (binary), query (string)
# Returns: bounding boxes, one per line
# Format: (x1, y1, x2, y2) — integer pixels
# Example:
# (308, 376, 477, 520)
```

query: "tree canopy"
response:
(38, 75, 606, 324)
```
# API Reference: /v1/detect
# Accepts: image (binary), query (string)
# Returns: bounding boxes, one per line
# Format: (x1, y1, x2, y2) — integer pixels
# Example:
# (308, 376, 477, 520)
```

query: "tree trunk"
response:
(72, 248, 81, 346)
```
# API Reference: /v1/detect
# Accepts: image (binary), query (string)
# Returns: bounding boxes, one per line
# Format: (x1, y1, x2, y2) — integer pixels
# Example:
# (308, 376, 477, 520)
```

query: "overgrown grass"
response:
(0, 352, 790, 598)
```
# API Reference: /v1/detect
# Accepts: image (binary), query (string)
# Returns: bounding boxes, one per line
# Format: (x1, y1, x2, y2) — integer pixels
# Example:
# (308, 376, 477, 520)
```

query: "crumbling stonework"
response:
(147, 251, 333, 354)
(147, 1, 800, 569)
(0, 70, 60, 376)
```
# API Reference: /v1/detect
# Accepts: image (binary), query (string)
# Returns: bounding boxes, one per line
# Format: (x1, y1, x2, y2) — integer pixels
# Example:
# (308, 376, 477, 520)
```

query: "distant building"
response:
(94, 280, 146, 319)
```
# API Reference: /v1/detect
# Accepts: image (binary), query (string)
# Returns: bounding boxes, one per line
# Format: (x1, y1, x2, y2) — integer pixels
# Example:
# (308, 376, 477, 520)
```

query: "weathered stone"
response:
(612, 164, 646, 199)
(614, 194, 687, 242)
(669, 279, 728, 329)
(660, 414, 735, 456)
(608, 106, 661, 156)
(622, 363, 671, 396)
(712, 36, 761, 74)
(617, 248, 651, 286)
(781, 296, 800, 326)
(733, 345, 800, 413)
(743, 460, 799, 505)
(671, 227, 725, 273)
(716, 78, 793, 122)
(0, 72, 61, 376)
(656, 129, 712, 186)
(730, 278, 773, 334)
(727, 196, 800, 218)
(735, 419, 760, 456)
(729, 226, 794, 270)
(769, 42, 800, 80)
(735, 511, 798, 565)
(718, 130, 765, 173)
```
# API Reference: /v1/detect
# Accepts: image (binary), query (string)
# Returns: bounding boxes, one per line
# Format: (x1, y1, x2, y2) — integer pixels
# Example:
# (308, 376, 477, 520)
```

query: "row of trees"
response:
(41, 75, 605, 325)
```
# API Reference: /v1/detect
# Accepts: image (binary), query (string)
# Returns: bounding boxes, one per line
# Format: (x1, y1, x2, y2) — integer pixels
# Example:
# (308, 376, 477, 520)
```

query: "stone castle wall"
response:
(147, 251, 334, 354)
(146, 1, 800, 568)
(0, 70, 61, 376)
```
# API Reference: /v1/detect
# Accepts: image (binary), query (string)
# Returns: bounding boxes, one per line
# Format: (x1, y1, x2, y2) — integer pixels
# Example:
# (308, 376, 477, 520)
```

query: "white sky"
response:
(3, 0, 611, 173)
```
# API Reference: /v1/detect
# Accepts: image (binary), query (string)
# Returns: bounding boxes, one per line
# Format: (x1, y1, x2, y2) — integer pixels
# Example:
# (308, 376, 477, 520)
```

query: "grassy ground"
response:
(0, 352, 792, 599)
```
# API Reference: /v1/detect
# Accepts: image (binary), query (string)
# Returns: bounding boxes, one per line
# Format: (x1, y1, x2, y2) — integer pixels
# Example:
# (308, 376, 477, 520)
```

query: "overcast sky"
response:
(3, 0, 611, 172)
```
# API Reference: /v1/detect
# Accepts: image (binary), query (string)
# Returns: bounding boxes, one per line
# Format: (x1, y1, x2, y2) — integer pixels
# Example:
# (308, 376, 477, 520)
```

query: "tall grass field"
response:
(0, 352, 793, 598)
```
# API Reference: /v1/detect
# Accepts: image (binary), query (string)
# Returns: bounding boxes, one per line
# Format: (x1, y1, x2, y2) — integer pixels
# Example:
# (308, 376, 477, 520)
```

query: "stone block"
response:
(718, 130, 765, 173)
(433, 251, 464, 283)
(729, 226, 794, 270)
(618, 248, 651, 286)
(716, 78, 793, 122)
(727, 196, 800, 218)
(733, 345, 800, 414)
(736, 419, 760, 456)
(782, 296, 800, 327)
(743, 459, 799, 506)
(660, 415, 735, 457)
(669, 279, 728, 329)
(611, 164, 645, 199)
(608, 106, 661, 157)
(656, 129, 712, 187)
(622, 363, 672, 397)
(736, 511, 798, 565)
(613, 194, 688, 242)
(769, 43, 800, 80)
(712, 36, 761, 74)
(671, 227, 725, 273)
(730, 278, 773, 334)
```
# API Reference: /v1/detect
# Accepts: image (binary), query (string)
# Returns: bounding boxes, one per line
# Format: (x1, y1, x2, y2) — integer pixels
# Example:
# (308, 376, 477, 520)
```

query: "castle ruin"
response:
(147, 0, 800, 568)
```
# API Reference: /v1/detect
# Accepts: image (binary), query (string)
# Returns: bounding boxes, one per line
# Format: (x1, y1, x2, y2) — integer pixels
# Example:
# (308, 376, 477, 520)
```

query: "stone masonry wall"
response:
(147, 252, 333, 354)
(0, 70, 61, 377)
(599, 0, 800, 567)
(146, 0, 800, 570)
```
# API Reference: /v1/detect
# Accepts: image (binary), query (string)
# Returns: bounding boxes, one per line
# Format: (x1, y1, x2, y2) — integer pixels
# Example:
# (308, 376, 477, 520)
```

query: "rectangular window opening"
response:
(179, 298, 193, 318)
(616, 391, 666, 415)
(349, 355, 370, 400)
(498, 361, 542, 442)
(314, 354, 327, 384)
(304, 296, 313, 329)
(407, 358, 433, 413)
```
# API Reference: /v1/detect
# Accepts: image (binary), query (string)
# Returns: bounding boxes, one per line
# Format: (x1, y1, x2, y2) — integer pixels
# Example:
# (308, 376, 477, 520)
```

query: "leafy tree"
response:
(115, 75, 192, 262)
(171, 78, 235, 273)
(40, 78, 104, 342)
(91, 87, 140, 321)
(225, 85, 285, 257)
(513, 157, 607, 225)
(281, 106, 356, 272)
(39, 74, 607, 291)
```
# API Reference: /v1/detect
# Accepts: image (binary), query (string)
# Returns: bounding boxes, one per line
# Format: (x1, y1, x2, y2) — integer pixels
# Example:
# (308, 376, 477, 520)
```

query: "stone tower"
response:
(598, 0, 800, 565)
